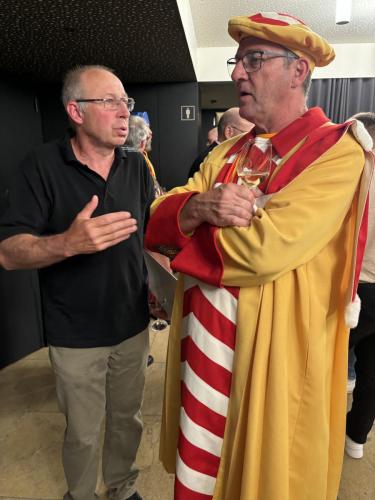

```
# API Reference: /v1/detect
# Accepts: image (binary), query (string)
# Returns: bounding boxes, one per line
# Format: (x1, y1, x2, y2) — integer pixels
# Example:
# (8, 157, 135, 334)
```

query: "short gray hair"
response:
(302, 70, 312, 96)
(283, 49, 312, 96)
(125, 116, 149, 150)
(61, 64, 115, 110)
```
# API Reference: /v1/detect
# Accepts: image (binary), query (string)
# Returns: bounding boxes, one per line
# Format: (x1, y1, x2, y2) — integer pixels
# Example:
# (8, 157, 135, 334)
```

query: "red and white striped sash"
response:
(175, 275, 239, 499)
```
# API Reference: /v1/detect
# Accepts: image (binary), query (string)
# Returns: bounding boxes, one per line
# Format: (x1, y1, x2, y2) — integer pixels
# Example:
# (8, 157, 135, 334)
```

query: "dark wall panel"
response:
(0, 74, 44, 368)
(0, 269, 44, 367)
(0, 76, 43, 186)
(128, 82, 200, 189)
(158, 83, 200, 189)
(38, 84, 68, 142)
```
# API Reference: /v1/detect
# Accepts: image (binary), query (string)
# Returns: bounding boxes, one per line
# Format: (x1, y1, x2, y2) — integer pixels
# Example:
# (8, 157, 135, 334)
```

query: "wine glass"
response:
(236, 138, 273, 189)
(151, 298, 169, 332)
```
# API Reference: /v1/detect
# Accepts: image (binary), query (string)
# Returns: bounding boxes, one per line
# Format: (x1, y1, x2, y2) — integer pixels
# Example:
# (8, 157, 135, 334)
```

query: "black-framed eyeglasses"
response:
(75, 97, 135, 111)
(227, 50, 299, 77)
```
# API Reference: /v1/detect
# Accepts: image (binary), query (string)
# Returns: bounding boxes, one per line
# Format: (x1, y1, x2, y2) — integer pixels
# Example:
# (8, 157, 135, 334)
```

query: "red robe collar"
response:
(225, 107, 330, 159)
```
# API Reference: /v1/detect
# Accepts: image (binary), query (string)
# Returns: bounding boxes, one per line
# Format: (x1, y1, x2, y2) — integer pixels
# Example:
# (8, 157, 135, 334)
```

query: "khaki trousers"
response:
(49, 328, 149, 500)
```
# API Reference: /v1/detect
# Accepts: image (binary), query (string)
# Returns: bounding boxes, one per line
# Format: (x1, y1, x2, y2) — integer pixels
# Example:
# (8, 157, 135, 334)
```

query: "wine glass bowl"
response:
(151, 319, 169, 331)
(151, 298, 169, 331)
(236, 138, 273, 189)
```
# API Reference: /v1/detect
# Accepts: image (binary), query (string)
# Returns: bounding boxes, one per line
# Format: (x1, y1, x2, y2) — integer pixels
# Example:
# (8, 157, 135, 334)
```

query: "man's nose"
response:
(231, 60, 247, 81)
(118, 100, 130, 117)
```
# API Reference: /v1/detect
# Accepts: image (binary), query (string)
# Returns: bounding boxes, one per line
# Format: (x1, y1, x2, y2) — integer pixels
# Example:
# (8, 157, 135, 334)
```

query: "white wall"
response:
(314, 44, 375, 79)
(176, 0, 198, 70)
(197, 44, 375, 81)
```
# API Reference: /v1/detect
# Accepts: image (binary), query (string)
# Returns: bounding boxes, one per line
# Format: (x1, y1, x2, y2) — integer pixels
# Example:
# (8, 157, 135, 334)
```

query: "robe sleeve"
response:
(145, 141, 232, 257)
(219, 133, 365, 287)
(146, 133, 365, 287)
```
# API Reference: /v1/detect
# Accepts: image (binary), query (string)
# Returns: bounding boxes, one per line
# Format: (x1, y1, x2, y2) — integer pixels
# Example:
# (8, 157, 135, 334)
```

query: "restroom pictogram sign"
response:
(181, 106, 195, 121)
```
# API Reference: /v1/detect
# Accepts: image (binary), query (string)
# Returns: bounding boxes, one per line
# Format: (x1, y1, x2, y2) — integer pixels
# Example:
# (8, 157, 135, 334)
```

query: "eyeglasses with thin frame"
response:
(227, 50, 299, 77)
(75, 97, 135, 111)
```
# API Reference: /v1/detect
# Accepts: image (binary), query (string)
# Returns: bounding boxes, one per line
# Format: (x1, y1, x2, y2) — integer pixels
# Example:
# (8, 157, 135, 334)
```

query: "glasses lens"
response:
(103, 97, 135, 111)
(102, 98, 116, 110)
(243, 54, 262, 72)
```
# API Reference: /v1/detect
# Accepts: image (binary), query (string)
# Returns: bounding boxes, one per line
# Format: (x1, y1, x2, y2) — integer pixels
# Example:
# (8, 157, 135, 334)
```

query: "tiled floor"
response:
(0, 326, 374, 500)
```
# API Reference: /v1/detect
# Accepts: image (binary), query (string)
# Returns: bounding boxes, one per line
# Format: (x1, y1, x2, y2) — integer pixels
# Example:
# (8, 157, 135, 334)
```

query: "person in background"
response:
(145, 12, 373, 500)
(124, 115, 170, 328)
(124, 115, 163, 197)
(187, 107, 254, 179)
(0, 65, 153, 500)
(345, 111, 375, 460)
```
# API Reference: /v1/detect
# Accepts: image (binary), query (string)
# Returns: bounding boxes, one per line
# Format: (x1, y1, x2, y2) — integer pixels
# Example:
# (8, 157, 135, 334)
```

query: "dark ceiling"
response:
(0, 0, 196, 84)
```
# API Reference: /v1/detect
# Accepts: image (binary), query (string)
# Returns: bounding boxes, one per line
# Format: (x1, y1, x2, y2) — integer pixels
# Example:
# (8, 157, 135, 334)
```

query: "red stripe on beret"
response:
(249, 12, 306, 27)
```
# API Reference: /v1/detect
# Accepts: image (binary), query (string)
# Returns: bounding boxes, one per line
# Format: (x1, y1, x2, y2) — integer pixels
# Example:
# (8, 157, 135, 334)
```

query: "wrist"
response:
(58, 232, 75, 258)
(179, 195, 202, 233)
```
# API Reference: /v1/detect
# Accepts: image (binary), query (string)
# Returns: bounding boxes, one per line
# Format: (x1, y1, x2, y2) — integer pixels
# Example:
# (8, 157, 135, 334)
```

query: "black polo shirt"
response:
(0, 135, 155, 347)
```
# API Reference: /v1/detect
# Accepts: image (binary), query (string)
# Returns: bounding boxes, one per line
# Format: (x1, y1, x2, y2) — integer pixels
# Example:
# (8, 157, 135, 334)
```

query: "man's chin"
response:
(114, 136, 128, 146)
(238, 106, 254, 123)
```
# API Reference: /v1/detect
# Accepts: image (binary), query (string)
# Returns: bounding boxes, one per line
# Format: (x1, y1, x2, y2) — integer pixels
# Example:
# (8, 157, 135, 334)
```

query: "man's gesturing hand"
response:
(63, 195, 137, 257)
(179, 183, 256, 233)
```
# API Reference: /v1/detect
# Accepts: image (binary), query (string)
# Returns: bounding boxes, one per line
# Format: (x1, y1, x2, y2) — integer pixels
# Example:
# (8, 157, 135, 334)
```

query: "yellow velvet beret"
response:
(228, 12, 335, 70)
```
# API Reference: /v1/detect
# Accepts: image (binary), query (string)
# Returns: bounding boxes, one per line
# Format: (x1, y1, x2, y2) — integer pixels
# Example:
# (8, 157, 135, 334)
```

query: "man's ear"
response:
(224, 125, 233, 139)
(140, 139, 147, 151)
(291, 58, 310, 89)
(66, 101, 84, 126)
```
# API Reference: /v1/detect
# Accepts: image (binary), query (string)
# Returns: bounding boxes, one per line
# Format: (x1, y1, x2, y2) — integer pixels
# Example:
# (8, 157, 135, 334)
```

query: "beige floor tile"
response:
(23, 347, 50, 361)
(0, 412, 66, 498)
(149, 329, 169, 363)
(137, 416, 162, 469)
(337, 394, 375, 500)
(2, 340, 375, 500)
(339, 429, 375, 500)
(148, 328, 157, 350)
(142, 363, 166, 417)
(0, 360, 58, 414)
(95, 415, 164, 497)
(0, 411, 26, 436)
(137, 461, 174, 500)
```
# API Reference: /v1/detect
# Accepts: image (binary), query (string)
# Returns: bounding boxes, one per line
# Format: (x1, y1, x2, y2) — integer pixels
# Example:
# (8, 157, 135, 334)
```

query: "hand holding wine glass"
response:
(236, 138, 273, 189)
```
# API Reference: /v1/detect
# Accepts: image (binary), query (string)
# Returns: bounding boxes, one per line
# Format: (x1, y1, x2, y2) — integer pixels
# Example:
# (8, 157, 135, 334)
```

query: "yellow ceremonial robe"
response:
(150, 127, 365, 499)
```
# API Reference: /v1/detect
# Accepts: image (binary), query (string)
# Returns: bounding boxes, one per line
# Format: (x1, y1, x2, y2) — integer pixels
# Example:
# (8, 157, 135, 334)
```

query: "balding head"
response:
(62, 64, 116, 108)
(217, 107, 254, 142)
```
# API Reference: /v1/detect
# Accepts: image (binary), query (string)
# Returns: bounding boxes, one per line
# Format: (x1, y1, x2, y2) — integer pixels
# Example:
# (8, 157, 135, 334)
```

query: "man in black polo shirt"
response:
(0, 65, 153, 500)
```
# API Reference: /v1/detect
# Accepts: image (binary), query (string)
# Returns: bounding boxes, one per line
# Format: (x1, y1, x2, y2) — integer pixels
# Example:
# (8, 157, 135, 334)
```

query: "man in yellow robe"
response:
(146, 12, 373, 500)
